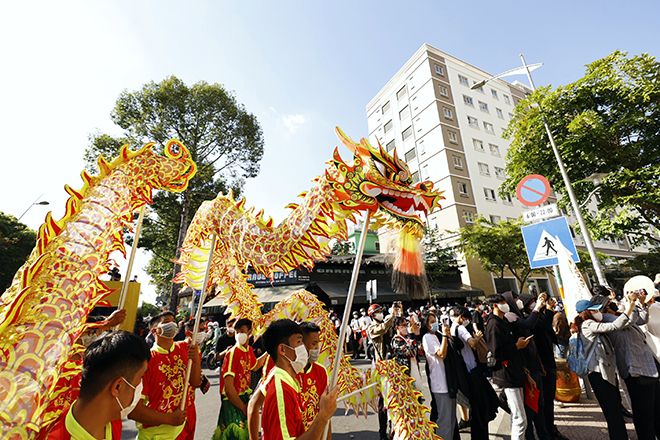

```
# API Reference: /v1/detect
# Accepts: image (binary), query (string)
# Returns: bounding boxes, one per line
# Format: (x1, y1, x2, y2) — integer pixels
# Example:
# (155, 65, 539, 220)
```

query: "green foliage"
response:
(502, 51, 660, 246)
(455, 216, 544, 290)
(84, 76, 264, 310)
(139, 301, 162, 319)
(331, 240, 354, 255)
(623, 247, 660, 278)
(423, 227, 459, 285)
(176, 309, 191, 322)
(0, 213, 37, 292)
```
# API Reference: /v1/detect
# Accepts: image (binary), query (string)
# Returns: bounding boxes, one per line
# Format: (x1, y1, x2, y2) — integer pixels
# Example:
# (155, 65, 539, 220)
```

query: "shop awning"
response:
(430, 283, 483, 299)
(203, 296, 226, 308)
(254, 284, 310, 304)
(313, 282, 406, 305)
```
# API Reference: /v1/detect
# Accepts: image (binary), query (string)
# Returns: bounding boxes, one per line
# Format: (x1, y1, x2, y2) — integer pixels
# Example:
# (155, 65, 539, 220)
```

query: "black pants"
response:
(588, 372, 628, 440)
(541, 368, 556, 434)
(624, 375, 660, 440)
(378, 395, 388, 439)
(525, 370, 552, 440)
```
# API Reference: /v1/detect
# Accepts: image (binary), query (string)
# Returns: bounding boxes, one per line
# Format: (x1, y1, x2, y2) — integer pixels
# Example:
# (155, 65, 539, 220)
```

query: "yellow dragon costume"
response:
(1, 128, 444, 439)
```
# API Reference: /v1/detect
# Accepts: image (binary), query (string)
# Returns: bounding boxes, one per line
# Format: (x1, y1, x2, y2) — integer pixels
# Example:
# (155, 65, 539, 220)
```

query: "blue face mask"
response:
(430, 322, 439, 333)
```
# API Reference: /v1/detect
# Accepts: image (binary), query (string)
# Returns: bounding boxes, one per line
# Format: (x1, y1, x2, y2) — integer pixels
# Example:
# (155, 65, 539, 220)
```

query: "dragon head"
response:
(327, 127, 443, 231)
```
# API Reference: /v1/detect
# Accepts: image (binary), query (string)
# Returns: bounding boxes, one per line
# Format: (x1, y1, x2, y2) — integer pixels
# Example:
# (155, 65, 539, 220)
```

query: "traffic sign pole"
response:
(520, 54, 608, 287)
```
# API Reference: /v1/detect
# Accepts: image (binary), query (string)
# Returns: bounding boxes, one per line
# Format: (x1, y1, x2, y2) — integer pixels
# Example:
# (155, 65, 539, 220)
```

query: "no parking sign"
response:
(517, 174, 551, 207)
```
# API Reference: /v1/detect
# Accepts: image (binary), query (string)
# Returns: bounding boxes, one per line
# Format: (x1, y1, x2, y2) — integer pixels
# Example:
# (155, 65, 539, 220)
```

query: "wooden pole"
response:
(180, 234, 217, 410)
(115, 206, 146, 330)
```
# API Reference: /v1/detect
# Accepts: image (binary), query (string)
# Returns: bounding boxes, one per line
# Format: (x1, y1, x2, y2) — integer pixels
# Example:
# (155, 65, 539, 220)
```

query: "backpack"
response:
(567, 333, 598, 376)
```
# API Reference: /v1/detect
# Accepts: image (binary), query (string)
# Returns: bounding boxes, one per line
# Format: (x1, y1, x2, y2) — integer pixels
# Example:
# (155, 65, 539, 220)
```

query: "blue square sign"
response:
(521, 216, 580, 269)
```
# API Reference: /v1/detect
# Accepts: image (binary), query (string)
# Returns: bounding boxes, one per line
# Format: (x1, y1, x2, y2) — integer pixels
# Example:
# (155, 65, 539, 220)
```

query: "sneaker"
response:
(622, 407, 633, 418)
(554, 400, 564, 408)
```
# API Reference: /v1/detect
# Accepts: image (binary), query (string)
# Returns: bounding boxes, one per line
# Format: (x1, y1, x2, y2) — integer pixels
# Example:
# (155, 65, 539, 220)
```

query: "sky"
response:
(2, 0, 659, 306)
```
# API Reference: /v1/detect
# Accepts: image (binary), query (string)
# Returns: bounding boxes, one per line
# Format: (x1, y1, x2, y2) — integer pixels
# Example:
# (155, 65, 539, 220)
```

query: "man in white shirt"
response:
(349, 311, 363, 359)
(358, 308, 372, 359)
(451, 306, 499, 440)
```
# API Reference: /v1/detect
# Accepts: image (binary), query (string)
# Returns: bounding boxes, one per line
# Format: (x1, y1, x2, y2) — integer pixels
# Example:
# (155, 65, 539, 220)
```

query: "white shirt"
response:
(422, 333, 448, 393)
(451, 322, 477, 372)
(358, 315, 372, 331)
(350, 318, 361, 331)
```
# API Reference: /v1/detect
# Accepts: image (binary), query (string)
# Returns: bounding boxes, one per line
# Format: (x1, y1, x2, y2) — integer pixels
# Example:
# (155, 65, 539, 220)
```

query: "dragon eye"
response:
(374, 161, 387, 177)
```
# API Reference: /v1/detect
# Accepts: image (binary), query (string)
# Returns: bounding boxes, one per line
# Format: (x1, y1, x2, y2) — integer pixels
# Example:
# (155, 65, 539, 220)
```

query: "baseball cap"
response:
(576, 299, 603, 314)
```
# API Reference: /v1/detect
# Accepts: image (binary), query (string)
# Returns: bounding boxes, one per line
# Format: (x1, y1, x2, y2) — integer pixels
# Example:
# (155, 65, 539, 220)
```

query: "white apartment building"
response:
(366, 44, 648, 297)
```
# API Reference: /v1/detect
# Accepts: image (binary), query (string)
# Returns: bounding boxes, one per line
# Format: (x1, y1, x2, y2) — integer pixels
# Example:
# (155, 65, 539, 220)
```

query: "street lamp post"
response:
(474, 55, 608, 286)
(18, 193, 50, 221)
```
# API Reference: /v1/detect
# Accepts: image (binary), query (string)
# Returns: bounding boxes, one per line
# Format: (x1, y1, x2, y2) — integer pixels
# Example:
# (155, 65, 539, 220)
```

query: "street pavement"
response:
(121, 358, 638, 439)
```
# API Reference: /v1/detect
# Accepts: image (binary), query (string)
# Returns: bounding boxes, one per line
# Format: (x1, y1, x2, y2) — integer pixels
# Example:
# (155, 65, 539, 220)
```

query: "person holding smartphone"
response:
(502, 291, 555, 440)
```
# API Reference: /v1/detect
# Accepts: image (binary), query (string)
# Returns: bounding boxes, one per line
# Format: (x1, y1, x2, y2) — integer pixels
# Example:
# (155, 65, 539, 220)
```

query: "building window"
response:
(478, 162, 490, 176)
(473, 139, 485, 152)
(463, 95, 474, 107)
(402, 126, 412, 141)
(503, 94, 511, 105)
(384, 120, 393, 133)
(483, 122, 495, 133)
(496, 108, 504, 119)
(509, 112, 514, 120)
(468, 116, 479, 128)
(489, 144, 500, 156)
(448, 131, 458, 143)
(491, 89, 499, 99)
(444, 107, 453, 119)
(435, 65, 444, 75)
(490, 215, 501, 223)
(495, 166, 506, 179)
(404, 148, 416, 162)
(422, 164, 429, 180)
(473, 82, 485, 93)
(453, 155, 463, 169)
(484, 188, 497, 201)
(399, 106, 410, 120)
(463, 211, 476, 225)
(478, 101, 489, 113)
(418, 140, 426, 154)
(412, 171, 419, 183)
(397, 86, 408, 101)
(386, 139, 395, 152)
(503, 194, 513, 204)
(458, 182, 469, 196)
(382, 101, 391, 114)
(439, 85, 449, 97)
(458, 75, 469, 86)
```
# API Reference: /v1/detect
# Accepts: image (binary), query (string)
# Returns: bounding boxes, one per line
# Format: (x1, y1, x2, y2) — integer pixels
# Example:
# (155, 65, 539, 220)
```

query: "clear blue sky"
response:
(2, 0, 657, 304)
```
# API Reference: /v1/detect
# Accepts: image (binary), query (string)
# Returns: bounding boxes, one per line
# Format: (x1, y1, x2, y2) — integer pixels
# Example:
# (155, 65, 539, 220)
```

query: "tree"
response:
(423, 227, 459, 287)
(84, 76, 264, 311)
(139, 301, 162, 320)
(0, 213, 37, 292)
(456, 216, 544, 293)
(623, 247, 660, 278)
(331, 240, 354, 255)
(502, 51, 660, 247)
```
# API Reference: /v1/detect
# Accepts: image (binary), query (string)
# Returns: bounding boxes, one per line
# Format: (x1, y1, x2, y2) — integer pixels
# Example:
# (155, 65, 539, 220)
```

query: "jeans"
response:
(433, 392, 456, 440)
(504, 387, 527, 440)
(588, 372, 628, 440)
(555, 341, 568, 359)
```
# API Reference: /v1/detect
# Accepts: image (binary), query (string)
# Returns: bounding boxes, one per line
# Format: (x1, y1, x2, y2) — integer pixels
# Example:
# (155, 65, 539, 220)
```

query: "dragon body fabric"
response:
(0, 141, 196, 439)
(175, 128, 444, 439)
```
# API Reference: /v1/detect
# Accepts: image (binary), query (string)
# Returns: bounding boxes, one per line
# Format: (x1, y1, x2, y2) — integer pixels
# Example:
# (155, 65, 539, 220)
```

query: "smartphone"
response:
(525, 335, 534, 340)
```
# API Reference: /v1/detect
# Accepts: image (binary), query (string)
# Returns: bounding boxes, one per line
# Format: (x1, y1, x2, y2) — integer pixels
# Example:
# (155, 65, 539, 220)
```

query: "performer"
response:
(128, 311, 201, 440)
(47, 331, 150, 439)
(261, 319, 337, 440)
(213, 319, 266, 440)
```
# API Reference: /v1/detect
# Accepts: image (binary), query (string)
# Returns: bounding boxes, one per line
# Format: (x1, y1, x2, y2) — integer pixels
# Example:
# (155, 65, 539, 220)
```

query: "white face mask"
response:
(462, 319, 470, 327)
(530, 302, 537, 310)
(235, 332, 248, 346)
(284, 344, 309, 374)
(117, 378, 142, 419)
(308, 348, 320, 364)
(592, 311, 603, 321)
(374, 313, 384, 321)
(195, 333, 206, 344)
(516, 299, 524, 310)
(158, 322, 178, 339)
(81, 333, 98, 348)
(498, 303, 510, 314)
(478, 305, 484, 311)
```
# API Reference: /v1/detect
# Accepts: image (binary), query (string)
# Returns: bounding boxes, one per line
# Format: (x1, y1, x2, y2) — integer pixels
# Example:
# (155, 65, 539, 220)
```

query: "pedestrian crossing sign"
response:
(521, 216, 580, 268)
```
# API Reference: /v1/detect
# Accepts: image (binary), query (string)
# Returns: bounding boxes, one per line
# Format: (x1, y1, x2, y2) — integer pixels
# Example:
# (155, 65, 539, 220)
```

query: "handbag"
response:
(474, 337, 489, 364)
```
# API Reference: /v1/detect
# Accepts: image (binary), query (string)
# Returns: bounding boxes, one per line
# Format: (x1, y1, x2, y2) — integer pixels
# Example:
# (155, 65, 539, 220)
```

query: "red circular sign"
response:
(516, 174, 551, 207)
